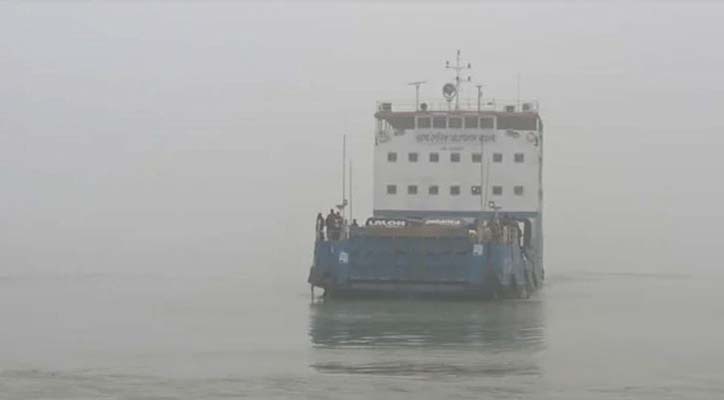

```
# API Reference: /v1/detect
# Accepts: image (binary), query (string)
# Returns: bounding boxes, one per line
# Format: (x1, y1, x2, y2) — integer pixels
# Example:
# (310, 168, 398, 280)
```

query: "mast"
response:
(445, 49, 472, 111)
(479, 135, 485, 213)
(483, 157, 491, 212)
(516, 73, 521, 110)
(341, 135, 347, 219)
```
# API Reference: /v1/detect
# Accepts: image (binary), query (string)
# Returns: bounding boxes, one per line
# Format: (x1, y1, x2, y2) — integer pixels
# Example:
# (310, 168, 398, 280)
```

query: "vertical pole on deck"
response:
(479, 132, 485, 213)
(408, 81, 426, 112)
(455, 50, 460, 111)
(415, 85, 419, 111)
(341, 134, 347, 222)
(484, 158, 491, 211)
(349, 160, 353, 223)
(516, 73, 521, 110)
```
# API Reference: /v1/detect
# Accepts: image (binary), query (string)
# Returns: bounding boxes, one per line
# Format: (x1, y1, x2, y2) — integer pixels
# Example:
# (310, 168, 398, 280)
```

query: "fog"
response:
(5, 3, 724, 399)
(2, 1, 724, 280)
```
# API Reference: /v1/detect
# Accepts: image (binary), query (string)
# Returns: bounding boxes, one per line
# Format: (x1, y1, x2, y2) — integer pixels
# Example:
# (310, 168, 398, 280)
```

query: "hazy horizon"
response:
(2, 2, 723, 279)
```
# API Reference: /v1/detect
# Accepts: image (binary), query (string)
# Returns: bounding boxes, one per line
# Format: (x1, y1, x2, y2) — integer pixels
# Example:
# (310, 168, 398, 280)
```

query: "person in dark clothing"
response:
(325, 209, 337, 240)
(334, 210, 344, 240)
(316, 212, 325, 241)
(349, 219, 359, 238)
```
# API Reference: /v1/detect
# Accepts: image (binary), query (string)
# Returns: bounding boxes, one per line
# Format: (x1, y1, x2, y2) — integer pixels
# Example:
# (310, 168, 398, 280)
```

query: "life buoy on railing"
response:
(526, 132, 539, 147)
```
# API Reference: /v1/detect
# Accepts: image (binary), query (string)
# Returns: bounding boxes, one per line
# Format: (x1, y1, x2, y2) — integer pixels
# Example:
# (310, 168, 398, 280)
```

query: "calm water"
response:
(1, 268, 723, 399)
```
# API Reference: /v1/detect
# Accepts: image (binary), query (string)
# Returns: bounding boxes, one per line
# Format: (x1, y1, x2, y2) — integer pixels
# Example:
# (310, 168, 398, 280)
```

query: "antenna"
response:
(408, 81, 427, 111)
(349, 159, 353, 223)
(445, 49, 472, 111)
(483, 157, 491, 211)
(336, 135, 348, 215)
(516, 73, 521, 109)
(479, 134, 485, 213)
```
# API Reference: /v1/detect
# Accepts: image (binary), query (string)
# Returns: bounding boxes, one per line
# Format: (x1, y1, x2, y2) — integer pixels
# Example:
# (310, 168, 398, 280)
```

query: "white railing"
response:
(377, 98, 539, 113)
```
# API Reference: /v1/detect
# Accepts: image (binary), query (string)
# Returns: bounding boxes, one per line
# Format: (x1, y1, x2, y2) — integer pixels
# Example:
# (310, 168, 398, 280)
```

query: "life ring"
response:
(526, 132, 539, 146)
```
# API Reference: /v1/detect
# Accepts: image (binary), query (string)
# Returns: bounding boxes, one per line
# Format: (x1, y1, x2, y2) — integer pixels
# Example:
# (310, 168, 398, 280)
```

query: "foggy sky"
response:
(2, 2, 723, 281)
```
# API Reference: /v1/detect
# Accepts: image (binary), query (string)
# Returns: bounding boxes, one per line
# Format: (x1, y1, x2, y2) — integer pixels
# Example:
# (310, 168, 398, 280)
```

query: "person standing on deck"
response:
(334, 210, 344, 240)
(316, 212, 325, 241)
(325, 209, 337, 241)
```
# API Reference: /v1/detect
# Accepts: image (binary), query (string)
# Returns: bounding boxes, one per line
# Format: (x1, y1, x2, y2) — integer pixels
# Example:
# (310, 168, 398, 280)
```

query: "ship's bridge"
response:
(375, 98, 541, 132)
(372, 99, 543, 220)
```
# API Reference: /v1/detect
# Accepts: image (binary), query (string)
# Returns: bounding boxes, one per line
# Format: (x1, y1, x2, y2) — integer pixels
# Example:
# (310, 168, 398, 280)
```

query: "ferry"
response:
(309, 51, 544, 299)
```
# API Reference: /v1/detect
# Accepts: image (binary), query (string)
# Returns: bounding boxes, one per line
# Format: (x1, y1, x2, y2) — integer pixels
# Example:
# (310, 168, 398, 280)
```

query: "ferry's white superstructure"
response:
(373, 107, 542, 218)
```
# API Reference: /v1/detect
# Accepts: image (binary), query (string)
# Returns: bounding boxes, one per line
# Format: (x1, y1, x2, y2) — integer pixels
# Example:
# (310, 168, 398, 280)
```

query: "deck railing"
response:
(377, 98, 540, 113)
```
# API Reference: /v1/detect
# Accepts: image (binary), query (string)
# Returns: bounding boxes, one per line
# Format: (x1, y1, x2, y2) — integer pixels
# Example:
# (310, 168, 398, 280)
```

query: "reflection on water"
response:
(308, 299, 545, 378)
(309, 299, 545, 349)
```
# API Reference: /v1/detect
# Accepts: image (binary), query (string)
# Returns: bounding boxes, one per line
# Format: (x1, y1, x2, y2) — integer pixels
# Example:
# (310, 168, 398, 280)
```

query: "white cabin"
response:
(373, 104, 543, 220)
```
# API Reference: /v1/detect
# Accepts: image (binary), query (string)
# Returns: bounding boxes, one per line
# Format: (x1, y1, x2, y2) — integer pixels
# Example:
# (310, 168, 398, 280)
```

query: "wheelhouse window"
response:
(429, 185, 439, 195)
(464, 116, 479, 129)
(472, 153, 482, 163)
(408, 185, 418, 195)
(514, 185, 524, 196)
(493, 153, 503, 163)
(450, 185, 461, 196)
(433, 116, 447, 128)
(480, 117, 495, 129)
(386, 185, 397, 195)
(387, 152, 397, 162)
(492, 185, 503, 195)
(448, 117, 462, 129)
(450, 152, 461, 162)
(417, 117, 431, 129)
(471, 185, 482, 195)
(514, 153, 525, 163)
(408, 152, 418, 162)
(429, 152, 439, 162)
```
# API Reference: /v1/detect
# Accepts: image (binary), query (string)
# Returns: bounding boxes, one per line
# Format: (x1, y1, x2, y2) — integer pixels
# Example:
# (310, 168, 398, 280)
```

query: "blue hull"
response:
(309, 236, 543, 299)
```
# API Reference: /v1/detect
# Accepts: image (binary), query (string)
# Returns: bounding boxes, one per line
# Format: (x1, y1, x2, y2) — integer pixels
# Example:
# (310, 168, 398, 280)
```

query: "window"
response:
(471, 185, 482, 195)
(388, 152, 397, 162)
(464, 116, 478, 129)
(450, 185, 461, 196)
(433, 116, 447, 128)
(417, 117, 431, 129)
(429, 152, 439, 162)
(498, 115, 537, 130)
(472, 153, 482, 163)
(448, 117, 462, 129)
(514, 185, 524, 196)
(408, 152, 418, 162)
(514, 153, 525, 163)
(493, 153, 503, 163)
(480, 118, 495, 129)
(450, 152, 461, 162)
(387, 185, 397, 195)
(492, 186, 503, 196)
(428, 185, 439, 195)
(408, 185, 418, 195)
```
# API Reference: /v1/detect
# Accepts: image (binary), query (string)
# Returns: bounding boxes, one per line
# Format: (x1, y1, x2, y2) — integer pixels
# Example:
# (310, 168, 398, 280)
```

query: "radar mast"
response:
(445, 49, 472, 111)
